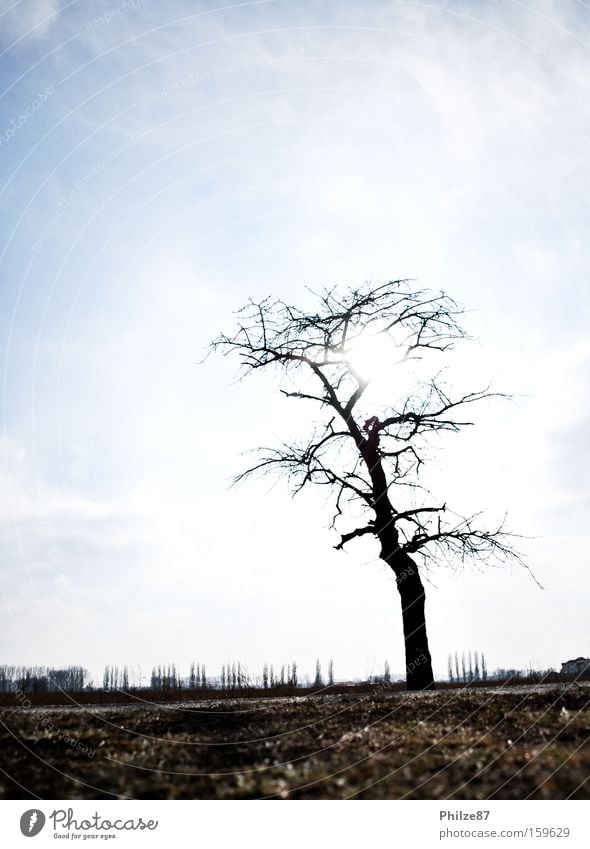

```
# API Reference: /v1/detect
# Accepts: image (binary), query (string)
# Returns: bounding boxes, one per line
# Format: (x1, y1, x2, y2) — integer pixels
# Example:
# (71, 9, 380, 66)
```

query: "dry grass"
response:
(1, 685, 589, 799)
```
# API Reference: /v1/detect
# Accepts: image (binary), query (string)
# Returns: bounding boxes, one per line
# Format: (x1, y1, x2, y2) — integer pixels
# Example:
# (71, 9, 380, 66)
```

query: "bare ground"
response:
(1, 684, 589, 799)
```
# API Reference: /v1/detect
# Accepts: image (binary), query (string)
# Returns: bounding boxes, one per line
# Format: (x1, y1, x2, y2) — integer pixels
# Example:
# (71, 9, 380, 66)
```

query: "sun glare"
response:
(345, 333, 406, 382)
(343, 332, 428, 403)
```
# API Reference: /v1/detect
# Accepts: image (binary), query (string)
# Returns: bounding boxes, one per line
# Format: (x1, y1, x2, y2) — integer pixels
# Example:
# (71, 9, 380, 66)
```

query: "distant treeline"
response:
(2, 655, 576, 697)
(0, 665, 89, 693)
(102, 658, 337, 692)
(1, 660, 339, 694)
(142, 659, 334, 692)
(446, 651, 566, 684)
(447, 651, 489, 683)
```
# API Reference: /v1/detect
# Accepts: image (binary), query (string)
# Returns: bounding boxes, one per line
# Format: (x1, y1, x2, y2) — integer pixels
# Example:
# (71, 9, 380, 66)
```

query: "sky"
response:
(0, 0, 589, 685)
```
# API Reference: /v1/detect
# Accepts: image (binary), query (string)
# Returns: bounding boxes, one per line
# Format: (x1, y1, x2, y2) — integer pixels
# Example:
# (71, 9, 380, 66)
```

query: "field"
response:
(1, 684, 589, 800)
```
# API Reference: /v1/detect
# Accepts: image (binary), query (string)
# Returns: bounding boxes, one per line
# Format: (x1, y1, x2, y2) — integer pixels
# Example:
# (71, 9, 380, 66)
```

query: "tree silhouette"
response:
(212, 280, 523, 690)
(314, 659, 323, 688)
(474, 650, 480, 680)
(448, 653, 454, 683)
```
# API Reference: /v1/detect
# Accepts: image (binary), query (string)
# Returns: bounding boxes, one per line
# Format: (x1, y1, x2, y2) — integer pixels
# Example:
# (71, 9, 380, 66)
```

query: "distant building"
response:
(560, 657, 590, 675)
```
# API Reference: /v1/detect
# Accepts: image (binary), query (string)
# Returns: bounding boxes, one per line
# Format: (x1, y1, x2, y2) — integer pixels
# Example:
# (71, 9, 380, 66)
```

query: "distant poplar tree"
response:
(314, 659, 323, 688)
(448, 653, 454, 683)
(454, 652, 460, 681)
(328, 659, 334, 685)
(481, 652, 488, 681)
(461, 653, 467, 683)
(384, 659, 391, 684)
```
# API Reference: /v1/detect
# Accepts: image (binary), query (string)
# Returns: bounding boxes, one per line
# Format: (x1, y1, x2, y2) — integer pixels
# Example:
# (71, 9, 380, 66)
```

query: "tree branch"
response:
(334, 524, 376, 550)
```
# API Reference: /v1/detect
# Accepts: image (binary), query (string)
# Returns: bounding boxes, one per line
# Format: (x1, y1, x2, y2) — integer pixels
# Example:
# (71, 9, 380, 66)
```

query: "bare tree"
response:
(448, 653, 454, 683)
(212, 280, 523, 690)
(314, 659, 323, 688)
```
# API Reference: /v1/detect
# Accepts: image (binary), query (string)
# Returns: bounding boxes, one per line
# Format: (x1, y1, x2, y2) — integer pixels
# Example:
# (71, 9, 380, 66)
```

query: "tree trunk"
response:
(390, 553, 435, 691)
(360, 425, 434, 690)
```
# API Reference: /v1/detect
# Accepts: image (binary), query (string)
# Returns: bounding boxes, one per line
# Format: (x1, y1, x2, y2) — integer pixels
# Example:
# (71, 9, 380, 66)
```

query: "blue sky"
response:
(1, 0, 589, 684)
